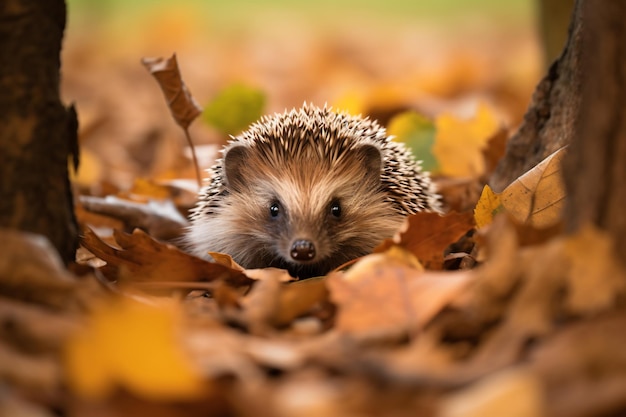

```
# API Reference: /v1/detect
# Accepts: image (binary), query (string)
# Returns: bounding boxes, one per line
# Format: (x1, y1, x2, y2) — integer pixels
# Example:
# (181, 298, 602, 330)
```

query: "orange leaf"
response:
(328, 247, 472, 334)
(379, 212, 475, 269)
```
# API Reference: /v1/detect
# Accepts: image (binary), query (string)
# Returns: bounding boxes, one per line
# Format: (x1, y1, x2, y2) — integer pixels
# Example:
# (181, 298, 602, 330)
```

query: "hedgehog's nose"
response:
(290, 239, 316, 261)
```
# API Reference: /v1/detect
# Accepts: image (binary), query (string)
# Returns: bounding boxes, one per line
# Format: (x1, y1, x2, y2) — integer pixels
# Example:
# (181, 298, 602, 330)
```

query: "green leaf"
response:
(202, 84, 266, 135)
(387, 111, 438, 172)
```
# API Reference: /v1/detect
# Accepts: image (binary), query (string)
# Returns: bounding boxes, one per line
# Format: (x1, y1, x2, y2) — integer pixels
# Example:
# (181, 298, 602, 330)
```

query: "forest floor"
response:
(7, 3, 625, 417)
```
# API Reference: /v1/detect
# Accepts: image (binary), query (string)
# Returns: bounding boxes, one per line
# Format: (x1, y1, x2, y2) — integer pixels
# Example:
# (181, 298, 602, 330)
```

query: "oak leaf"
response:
(80, 227, 251, 287)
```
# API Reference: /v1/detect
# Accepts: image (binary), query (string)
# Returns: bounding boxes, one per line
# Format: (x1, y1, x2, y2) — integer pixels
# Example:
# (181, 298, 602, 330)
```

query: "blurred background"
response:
(62, 0, 570, 192)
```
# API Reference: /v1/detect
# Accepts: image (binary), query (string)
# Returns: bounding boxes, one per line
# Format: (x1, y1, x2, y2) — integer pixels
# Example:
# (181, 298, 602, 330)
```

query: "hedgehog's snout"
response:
(290, 239, 316, 262)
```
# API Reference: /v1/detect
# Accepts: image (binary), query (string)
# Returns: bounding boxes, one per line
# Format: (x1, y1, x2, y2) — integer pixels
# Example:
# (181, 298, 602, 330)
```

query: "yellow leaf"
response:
(387, 111, 438, 172)
(501, 147, 566, 228)
(474, 185, 503, 229)
(433, 102, 500, 178)
(332, 91, 366, 116)
(130, 177, 171, 200)
(64, 298, 204, 400)
(69, 148, 103, 187)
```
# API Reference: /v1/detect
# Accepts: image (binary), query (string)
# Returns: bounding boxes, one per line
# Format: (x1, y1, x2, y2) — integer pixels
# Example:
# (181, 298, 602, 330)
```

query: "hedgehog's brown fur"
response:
(186, 104, 441, 278)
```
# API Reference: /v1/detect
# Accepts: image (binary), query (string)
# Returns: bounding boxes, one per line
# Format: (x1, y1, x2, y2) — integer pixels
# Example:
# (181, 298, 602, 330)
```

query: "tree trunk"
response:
(0, 0, 78, 264)
(562, 0, 626, 261)
(490, 1, 582, 192)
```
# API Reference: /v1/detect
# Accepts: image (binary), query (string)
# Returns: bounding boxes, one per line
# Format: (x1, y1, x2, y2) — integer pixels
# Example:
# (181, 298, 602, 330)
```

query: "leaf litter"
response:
(3, 4, 625, 417)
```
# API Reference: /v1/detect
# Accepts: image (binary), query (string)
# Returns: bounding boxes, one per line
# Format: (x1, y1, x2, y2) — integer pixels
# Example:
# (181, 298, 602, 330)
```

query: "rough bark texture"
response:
(490, 1, 582, 192)
(563, 0, 626, 259)
(0, 0, 78, 263)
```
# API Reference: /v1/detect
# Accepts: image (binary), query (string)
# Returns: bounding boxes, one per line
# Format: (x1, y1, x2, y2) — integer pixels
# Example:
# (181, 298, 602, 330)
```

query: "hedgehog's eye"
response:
(270, 202, 280, 218)
(330, 200, 342, 218)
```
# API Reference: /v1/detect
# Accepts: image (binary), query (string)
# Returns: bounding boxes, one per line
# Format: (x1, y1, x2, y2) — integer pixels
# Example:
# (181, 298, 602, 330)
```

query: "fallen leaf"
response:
(433, 102, 500, 178)
(141, 54, 202, 129)
(530, 312, 626, 417)
(274, 278, 329, 326)
(474, 185, 503, 229)
(501, 147, 566, 228)
(64, 298, 204, 400)
(440, 368, 544, 417)
(562, 225, 625, 314)
(203, 84, 266, 135)
(209, 252, 244, 271)
(79, 195, 188, 241)
(481, 128, 509, 179)
(378, 212, 475, 270)
(328, 246, 472, 335)
(80, 227, 251, 287)
(0, 229, 77, 309)
(387, 111, 438, 172)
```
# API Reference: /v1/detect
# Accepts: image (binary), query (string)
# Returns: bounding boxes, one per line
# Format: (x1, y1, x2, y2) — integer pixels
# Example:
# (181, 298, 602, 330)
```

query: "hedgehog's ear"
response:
(355, 144, 382, 182)
(223, 145, 250, 191)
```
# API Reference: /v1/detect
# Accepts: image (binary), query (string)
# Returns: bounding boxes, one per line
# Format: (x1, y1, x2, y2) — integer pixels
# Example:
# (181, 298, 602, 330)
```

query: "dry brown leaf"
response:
(274, 278, 329, 327)
(0, 229, 77, 309)
(562, 225, 626, 314)
(0, 297, 79, 352)
(440, 368, 544, 417)
(501, 147, 566, 228)
(80, 195, 188, 241)
(530, 312, 626, 417)
(481, 128, 509, 179)
(240, 272, 282, 335)
(0, 343, 62, 395)
(141, 54, 202, 129)
(328, 246, 472, 335)
(80, 227, 251, 287)
(378, 212, 475, 270)
(209, 252, 245, 271)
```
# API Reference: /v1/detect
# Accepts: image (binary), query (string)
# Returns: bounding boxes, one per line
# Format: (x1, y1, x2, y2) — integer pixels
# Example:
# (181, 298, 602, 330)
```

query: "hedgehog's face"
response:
(221, 143, 406, 278)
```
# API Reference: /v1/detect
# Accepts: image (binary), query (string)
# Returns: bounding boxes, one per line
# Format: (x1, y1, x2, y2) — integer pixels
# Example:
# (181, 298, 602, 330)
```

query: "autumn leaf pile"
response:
(3, 3, 626, 417)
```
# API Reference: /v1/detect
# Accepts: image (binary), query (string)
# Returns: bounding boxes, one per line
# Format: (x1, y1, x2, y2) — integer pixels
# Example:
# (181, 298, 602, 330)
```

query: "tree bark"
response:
(562, 0, 626, 260)
(0, 0, 78, 264)
(490, 1, 582, 192)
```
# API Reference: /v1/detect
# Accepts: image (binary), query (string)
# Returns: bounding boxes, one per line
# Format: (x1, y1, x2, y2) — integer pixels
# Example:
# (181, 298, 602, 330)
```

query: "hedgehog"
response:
(185, 104, 442, 278)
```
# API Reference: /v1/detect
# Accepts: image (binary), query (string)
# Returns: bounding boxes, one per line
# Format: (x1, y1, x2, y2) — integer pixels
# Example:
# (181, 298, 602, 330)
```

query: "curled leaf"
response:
(142, 54, 202, 129)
